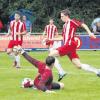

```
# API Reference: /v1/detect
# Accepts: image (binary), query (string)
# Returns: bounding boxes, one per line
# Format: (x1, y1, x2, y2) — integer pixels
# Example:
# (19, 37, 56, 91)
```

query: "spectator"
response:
(0, 19, 3, 32)
(91, 18, 100, 35)
(22, 15, 32, 35)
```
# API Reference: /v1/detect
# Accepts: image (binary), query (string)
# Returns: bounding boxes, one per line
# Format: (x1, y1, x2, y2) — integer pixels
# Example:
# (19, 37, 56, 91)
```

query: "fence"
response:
(0, 34, 100, 51)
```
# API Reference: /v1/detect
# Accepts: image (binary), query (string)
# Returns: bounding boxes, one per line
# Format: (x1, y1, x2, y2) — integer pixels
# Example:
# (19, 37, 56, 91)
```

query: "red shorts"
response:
(46, 40, 54, 46)
(8, 40, 22, 48)
(57, 42, 79, 60)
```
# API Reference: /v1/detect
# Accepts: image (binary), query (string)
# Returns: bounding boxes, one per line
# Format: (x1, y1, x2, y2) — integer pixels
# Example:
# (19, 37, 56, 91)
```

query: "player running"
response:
(42, 18, 66, 81)
(49, 9, 100, 76)
(6, 11, 26, 68)
(16, 46, 64, 93)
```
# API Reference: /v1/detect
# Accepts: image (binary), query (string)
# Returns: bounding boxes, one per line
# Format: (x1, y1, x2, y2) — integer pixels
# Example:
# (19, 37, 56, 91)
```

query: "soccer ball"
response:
(21, 78, 34, 88)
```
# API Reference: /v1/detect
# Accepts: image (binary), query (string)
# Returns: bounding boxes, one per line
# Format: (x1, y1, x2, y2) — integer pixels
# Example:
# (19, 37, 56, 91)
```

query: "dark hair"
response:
(15, 11, 22, 16)
(49, 17, 54, 20)
(15, 11, 22, 20)
(61, 9, 71, 16)
(45, 56, 55, 67)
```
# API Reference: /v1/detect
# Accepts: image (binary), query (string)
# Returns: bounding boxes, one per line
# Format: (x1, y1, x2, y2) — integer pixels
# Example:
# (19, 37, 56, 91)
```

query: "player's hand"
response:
(89, 33, 96, 39)
(41, 38, 48, 45)
(45, 90, 56, 93)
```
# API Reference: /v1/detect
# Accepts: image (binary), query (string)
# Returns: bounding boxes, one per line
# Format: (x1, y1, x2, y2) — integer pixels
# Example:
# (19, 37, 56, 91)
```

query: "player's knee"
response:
(72, 59, 81, 69)
(59, 82, 64, 89)
(49, 50, 59, 57)
(75, 64, 81, 69)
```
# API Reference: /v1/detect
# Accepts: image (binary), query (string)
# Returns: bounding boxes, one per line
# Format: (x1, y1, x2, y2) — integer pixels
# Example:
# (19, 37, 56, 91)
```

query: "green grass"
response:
(0, 51, 100, 100)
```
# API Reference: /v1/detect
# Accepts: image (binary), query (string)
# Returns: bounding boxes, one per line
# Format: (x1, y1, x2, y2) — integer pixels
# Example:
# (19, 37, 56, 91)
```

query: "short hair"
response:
(49, 18, 54, 21)
(60, 9, 71, 16)
(45, 56, 55, 67)
(15, 11, 22, 17)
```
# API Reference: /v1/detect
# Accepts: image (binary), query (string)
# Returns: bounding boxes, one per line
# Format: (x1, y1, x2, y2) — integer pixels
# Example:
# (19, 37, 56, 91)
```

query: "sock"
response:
(81, 64, 98, 74)
(15, 55, 20, 67)
(20, 49, 25, 54)
(19, 48, 25, 54)
(54, 57, 66, 75)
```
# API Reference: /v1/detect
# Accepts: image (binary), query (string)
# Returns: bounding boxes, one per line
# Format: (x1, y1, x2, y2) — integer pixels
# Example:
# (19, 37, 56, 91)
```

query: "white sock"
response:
(54, 57, 66, 75)
(81, 64, 98, 74)
(20, 49, 25, 54)
(15, 55, 20, 67)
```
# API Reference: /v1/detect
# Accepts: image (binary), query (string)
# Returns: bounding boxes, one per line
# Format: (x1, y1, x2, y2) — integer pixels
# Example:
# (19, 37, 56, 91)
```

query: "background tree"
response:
(0, 0, 99, 32)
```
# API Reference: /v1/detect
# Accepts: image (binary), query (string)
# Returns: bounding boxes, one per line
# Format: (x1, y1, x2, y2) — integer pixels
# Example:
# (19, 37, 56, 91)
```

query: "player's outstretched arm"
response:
(22, 52, 40, 69)
(16, 46, 40, 68)
(81, 23, 96, 39)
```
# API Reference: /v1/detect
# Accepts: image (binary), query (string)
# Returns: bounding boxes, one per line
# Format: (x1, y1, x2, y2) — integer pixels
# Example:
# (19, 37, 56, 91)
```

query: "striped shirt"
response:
(62, 19, 82, 45)
(44, 24, 58, 39)
(10, 20, 26, 41)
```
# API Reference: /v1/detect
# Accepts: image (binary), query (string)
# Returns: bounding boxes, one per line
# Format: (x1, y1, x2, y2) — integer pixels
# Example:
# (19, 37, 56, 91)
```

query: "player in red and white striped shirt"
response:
(43, 18, 58, 47)
(49, 9, 100, 77)
(42, 18, 66, 81)
(6, 11, 26, 68)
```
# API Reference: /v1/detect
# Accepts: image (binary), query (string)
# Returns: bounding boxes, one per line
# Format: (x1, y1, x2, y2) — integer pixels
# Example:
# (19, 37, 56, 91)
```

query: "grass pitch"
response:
(0, 51, 100, 100)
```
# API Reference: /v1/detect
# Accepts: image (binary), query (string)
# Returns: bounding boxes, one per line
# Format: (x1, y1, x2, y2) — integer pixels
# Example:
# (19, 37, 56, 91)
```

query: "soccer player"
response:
(49, 9, 100, 76)
(42, 18, 66, 81)
(6, 11, 26, 68)
(22, 15, 32, 35)
(18, 47, 64, 93)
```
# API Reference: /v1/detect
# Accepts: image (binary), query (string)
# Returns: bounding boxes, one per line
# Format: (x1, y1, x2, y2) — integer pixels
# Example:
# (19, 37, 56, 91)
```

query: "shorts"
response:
(46, 40, 54, 46)
(8, 40, 22, 48)
(57, 42, 79, 60)
(51, 82, 60, 90)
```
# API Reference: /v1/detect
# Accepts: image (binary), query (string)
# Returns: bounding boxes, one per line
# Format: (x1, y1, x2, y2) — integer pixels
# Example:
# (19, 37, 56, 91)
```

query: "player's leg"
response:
(6, 40, 16, 67)
(54, 57, 66, 79)
(7, 48, 16, 62)
(49, 43, 66, 81)
(72, 58, 100, 76)
(69, 51, 100, 76)
(17, 46, 40, 68)
(51, 82, 64, 90)
(14, 41, 23, 68)
(14, 54, 20, 68)
(49, 48, 60, 56)
(49, 49, 67, 81)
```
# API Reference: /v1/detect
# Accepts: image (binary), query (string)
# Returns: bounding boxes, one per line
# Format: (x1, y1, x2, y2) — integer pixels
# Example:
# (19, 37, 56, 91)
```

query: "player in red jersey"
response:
(17, 47, 64, 93)
(49, 9, 100, 77)
(43, 18, 58, 47)
(42, 18, 66, 81)
(6, 11, 26, 68)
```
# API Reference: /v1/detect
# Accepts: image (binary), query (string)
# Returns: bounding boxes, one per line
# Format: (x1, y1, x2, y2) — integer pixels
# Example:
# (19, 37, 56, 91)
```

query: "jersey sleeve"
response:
(55, 26, 58, 33)
(9, 21, 13, 31)
(73, 19, 83, 27)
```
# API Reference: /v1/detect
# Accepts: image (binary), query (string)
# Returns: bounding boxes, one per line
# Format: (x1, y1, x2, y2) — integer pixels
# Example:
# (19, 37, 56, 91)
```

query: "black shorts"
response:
(51, 82, 60, 90)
